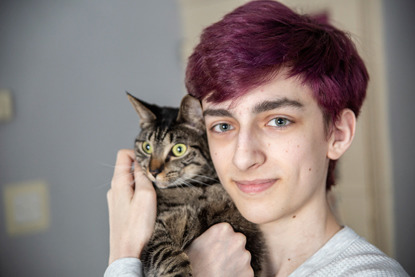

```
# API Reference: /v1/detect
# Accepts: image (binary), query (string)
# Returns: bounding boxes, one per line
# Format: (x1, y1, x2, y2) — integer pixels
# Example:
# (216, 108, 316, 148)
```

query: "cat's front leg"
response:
(145, 249, 192, 277)
(142, 217, 194, 277)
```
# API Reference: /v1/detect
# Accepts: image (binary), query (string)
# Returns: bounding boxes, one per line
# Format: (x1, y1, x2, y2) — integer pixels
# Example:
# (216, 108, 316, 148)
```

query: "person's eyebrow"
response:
(203, 108, 233, 118)
(253, 98, 304, 114)
(203, 98, 304, 118)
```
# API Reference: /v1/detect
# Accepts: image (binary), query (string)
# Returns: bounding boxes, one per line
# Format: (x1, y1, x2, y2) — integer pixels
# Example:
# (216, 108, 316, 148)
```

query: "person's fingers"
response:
(132, 161, 152, 188)
(186, 223, 254, 277)
(111, 149, 135, 192)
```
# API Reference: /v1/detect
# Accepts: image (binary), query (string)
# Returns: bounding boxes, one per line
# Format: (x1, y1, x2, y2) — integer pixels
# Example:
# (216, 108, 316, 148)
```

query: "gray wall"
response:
(0, 1, 183, 276)
(382, 0, 415, 275)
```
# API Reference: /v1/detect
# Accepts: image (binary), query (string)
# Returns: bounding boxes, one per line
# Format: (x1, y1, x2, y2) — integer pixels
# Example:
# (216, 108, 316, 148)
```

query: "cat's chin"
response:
(146, 173, 173, 188)
(153, 181, 176, 189)
(154, 180, 191, 189)
(153, 183, 168, 189)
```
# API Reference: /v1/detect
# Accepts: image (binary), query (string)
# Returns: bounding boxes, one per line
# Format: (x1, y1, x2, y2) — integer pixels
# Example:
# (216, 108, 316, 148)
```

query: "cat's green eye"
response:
(142, 141, 153, 154)
(171, 143, 187, 157)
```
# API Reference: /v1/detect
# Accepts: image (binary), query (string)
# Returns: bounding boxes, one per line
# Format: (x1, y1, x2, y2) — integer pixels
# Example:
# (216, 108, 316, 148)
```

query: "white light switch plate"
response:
(3, 181, 50, 236)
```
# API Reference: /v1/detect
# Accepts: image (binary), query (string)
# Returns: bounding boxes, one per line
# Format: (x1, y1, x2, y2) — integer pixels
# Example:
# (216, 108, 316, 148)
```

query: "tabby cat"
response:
(127, 93, 264, 277)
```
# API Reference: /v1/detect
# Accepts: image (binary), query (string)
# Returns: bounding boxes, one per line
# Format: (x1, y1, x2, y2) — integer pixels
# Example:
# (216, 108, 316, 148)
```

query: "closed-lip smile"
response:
(234, 179, 277, 194)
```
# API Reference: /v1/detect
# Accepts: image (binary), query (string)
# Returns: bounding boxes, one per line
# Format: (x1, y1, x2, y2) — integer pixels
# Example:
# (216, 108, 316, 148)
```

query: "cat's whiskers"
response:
(174, 177, 193, 188)
(102, 163, 152, 190)
(91, 163, 137, 190)
(191, 174, 219, 182)
(168, 176, 212, 188)
(186, 176, 217, 187)
(99, 162, 135, 171)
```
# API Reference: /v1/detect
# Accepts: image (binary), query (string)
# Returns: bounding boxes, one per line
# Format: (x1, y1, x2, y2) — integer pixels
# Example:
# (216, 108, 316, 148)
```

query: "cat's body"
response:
(127, 93, 264, 277)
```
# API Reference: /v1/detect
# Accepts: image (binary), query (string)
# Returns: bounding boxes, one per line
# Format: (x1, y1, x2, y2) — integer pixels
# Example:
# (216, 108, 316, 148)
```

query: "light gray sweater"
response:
(104, 226, 408, 276)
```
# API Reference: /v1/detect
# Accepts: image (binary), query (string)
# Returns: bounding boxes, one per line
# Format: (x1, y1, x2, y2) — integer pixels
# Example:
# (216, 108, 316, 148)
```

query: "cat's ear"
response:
(126, 92, 156, 128)
(177, 95, 205, 133)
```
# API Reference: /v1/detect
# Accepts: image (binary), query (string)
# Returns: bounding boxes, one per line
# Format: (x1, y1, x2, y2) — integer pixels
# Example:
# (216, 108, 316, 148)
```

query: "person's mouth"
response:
(234, 179, 277, 194)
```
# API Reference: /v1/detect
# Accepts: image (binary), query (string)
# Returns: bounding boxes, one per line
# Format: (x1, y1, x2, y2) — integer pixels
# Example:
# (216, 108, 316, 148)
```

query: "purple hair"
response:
(185, 0, 369, 190)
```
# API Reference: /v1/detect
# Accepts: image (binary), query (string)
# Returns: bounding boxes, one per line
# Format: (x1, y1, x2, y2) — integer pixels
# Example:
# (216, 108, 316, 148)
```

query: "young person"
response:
(105, 1, 408, 276)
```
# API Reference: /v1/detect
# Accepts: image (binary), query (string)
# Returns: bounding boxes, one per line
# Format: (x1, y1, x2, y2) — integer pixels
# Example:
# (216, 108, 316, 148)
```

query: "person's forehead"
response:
(202, 75, 316, 113)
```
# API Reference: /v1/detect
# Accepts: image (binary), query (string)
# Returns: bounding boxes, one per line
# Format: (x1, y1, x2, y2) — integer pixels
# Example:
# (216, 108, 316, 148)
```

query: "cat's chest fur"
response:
(153, 183, 244, 257)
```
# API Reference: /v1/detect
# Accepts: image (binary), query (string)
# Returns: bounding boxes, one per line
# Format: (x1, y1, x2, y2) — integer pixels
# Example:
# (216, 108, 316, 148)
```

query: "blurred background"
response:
(0, 0, 413, 276)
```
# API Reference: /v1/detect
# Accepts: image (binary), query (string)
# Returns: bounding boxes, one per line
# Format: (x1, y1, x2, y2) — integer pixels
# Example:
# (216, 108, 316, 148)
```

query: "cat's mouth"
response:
(152, 177, 191, 189)
(146, 169, 186, 189)
(153, 181, 170, 189)
(148, 174, 177, 189)
(153, 181, 182, 189)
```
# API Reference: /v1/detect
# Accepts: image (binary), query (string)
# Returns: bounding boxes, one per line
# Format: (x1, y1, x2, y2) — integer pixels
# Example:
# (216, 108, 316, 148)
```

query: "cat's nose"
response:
(150, 168, 162, 178)
(149, 159, 164, 178)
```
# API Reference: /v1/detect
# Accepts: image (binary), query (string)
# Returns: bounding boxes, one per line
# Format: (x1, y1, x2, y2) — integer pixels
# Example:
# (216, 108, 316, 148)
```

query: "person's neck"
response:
(259, 196, 341, 277)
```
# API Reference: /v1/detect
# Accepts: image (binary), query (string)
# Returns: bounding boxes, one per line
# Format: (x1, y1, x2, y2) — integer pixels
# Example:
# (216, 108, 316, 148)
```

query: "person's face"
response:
(202, 73, 332, 225)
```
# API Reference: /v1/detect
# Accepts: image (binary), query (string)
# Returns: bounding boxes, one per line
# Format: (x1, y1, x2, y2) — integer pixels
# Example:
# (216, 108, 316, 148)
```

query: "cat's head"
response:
(127, 93, 217, 189)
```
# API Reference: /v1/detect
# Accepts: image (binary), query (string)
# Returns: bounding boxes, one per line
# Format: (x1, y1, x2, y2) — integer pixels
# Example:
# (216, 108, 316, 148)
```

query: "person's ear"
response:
(327, 109, 356, 160)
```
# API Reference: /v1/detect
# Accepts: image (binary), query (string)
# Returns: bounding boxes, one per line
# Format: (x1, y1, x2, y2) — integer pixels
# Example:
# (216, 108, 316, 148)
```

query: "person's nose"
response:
(232, 126, 265, 171)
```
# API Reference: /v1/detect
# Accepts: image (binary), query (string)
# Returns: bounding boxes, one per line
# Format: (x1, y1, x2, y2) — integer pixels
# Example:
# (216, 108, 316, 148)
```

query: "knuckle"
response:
(110, 178, 116, 187)
(116, 149, 134, 162)
(243, 250, 252, 264)
(211, 222, 233, 235)
(220, 222, 234, 233)
(241, 251, 253, 277)
(247, 267, 254, 277)
(106, 189, 112, 200)
(110, 177, 123, 189)
(116, 149, 124, 160)
(117, 149, 129, 157)
(234, 232, 247, 246)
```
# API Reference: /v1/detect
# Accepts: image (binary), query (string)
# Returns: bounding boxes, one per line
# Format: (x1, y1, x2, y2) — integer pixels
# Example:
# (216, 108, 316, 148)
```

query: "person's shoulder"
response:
(290, 226, 409, 277)
(321, 226, 408, 276)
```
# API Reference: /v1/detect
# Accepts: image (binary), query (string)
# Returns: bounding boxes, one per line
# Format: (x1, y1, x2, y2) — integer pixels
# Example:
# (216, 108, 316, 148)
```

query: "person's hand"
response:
(186, 223, 254, 277)
(107, 149, 157, 265)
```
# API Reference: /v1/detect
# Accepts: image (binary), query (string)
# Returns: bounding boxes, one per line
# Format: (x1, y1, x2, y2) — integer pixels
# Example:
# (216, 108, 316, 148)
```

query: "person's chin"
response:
(238, 207, 274, 225)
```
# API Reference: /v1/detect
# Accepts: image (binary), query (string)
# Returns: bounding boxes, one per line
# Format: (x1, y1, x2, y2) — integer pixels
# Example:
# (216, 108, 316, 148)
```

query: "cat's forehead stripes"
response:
(168, 132, 174, 144)
(148, 131, 154, 141)
(154, 127, 171, 142)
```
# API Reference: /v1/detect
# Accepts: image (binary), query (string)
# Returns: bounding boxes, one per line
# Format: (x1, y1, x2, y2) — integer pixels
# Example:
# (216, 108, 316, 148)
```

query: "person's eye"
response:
(267, 117, 292, 128)
(211, 123, 234, 133)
